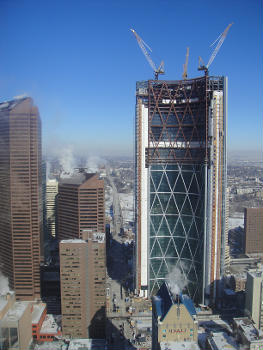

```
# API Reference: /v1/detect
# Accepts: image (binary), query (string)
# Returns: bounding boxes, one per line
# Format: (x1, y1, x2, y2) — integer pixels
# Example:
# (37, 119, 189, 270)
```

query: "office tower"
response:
(245, 268, 263, 331)
(45, 179, 58, 238)
(152, 282, 198, 350)
(60, 231, 106, 339)
(0, 97, 43, 301)
(135, 76, 227, 303)
(244, 208, 263, 254)
(57, 172, 105, 240)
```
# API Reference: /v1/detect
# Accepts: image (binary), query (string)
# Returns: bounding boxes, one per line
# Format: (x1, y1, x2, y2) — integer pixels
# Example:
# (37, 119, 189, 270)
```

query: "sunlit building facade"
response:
(135, 76, 227, 304)
(0, 97, 43, 301)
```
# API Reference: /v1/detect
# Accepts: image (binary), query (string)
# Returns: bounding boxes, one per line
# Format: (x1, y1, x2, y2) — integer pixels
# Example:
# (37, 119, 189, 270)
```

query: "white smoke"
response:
(59, 145, 77, 178)
(46, 161, 51, 180)
(167, 263, 188, 296)
(0, 272, 10, 295)
(85, 155, 105, 173)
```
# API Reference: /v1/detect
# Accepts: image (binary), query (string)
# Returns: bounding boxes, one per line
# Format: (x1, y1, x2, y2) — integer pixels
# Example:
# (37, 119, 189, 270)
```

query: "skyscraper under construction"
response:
(135, 76, 227, 304)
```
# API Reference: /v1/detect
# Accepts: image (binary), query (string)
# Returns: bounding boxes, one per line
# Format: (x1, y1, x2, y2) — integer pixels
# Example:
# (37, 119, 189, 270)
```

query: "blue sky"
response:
(0, 0, 262, 157)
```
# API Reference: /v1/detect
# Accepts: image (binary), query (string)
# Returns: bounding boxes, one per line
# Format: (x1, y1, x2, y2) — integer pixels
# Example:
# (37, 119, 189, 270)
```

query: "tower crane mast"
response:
(131, 29, 164, 80)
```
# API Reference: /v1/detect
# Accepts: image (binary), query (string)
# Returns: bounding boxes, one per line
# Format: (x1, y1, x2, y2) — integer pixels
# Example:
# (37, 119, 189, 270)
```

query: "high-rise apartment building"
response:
(60, 231, 106, 339)
(135, 76, 227, 303)
(45, 179, 58, 238)
(57, 172, 105, 240)
(244, 208, 263, 254)
(0, 97, 43, 301)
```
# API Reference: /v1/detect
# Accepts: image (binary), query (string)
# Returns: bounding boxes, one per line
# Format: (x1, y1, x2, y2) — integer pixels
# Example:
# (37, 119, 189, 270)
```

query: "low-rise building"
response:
(152, 282, 198, 350)
(206, 332, 239, 350)
(233, 317, 263, 350)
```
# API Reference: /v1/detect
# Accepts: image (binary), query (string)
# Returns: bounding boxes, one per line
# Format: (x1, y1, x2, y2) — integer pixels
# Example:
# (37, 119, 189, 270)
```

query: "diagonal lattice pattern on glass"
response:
(149, 163, 205, 302)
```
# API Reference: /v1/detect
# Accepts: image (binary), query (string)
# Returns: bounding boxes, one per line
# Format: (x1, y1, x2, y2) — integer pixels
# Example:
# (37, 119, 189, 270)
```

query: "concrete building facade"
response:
(245, 268, 263, 331)
(244, 208, 263, 254)
(0, 97, 43, 301)
(135, 77, 227, 303)
(58, 172, 105, 240)
(45, 179, 58, 238)
(60, 232, 106, 339)
(0, 292, 32, 350)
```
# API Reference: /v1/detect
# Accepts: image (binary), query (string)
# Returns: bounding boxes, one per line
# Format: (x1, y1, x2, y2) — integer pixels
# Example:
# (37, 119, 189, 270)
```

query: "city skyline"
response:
(0, 0, 262, 157)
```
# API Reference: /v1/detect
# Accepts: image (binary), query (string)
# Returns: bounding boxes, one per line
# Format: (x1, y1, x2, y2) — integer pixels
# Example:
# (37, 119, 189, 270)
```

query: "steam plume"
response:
(167, 263, 188, 296)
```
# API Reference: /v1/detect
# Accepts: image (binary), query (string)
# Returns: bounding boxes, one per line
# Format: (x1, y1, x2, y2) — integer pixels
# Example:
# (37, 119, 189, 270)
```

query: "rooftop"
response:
(32, 303, 46, 324)
(153, 282, 196, 322)
(40, 314, 60, 334)
(0, 96, 30, 111)
(68, 339, 107, 350)
(2, 301, 29, 322)
(233, 317, 263, 342)
(208, 332, 239, 350)
(60, 239, 86, 244)
(160, 341, 200, 350)
(248, 268, 263, 279)
(34, 341, 67, 350)
(59, 173, 96, 185)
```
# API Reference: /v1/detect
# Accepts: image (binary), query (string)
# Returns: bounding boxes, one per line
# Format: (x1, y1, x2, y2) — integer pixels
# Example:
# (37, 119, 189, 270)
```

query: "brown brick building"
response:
(60, 232, 106, 339)
(0, 97, 43, 301)
(244, 208, 263, 254)
(57, 173, 105, 240)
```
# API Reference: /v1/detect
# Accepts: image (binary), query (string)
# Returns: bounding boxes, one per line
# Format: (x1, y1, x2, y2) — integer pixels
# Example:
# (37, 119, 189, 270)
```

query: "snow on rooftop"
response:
(228, 217, 244, 229)
(234, 318, 262, 342)
(68, 339, 107, 350)
(32, 303, 46, 324)
(119, 193, 134, 224)
(34, 341, 67, 350)
(208, 332, 239, 350)
(160, 341, 200, 350)
(60, 239, 86, 244)
(2, 301, 29, 322)
(40, 314, 60, 334)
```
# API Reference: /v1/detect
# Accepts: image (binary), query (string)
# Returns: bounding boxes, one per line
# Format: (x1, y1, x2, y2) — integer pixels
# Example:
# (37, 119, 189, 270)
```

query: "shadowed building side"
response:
(60, 232, 106, 339)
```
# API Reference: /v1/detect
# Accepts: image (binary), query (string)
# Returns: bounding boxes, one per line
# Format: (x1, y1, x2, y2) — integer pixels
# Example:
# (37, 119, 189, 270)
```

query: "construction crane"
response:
(182, 47, 189, 79)
(131, 29, 164, 80)
(198, 23, 233, 75)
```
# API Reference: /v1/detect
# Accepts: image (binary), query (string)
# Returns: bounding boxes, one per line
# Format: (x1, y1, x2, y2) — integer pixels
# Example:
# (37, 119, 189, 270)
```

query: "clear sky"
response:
(0, 0, 262, 157)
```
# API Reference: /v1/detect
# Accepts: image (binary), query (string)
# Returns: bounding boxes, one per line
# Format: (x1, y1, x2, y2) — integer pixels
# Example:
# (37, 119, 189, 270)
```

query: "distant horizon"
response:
(43, 147, 263, 163)
(1, 0, 262, 160)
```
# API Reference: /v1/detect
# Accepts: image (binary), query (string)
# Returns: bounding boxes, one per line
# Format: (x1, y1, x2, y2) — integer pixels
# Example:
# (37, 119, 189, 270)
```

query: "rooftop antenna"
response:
(131, 29, 165, 80)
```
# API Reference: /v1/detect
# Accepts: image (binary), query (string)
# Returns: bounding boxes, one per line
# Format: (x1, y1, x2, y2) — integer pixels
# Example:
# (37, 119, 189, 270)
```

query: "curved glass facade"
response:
(149, 163, 204, 301)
